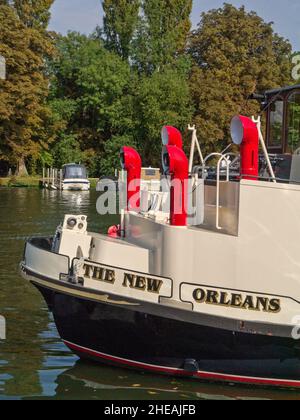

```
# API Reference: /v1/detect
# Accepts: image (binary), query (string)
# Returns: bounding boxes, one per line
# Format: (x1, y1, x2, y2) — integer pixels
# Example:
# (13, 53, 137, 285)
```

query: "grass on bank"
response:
(0, 176, 99, 189)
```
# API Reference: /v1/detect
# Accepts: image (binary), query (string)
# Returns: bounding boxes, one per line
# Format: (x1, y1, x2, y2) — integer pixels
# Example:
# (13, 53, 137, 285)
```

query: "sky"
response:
(49, 0, 300, 51)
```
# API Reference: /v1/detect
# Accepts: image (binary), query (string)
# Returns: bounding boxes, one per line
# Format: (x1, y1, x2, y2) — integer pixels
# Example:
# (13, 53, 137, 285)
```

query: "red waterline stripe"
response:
(64, 340, 300, 388)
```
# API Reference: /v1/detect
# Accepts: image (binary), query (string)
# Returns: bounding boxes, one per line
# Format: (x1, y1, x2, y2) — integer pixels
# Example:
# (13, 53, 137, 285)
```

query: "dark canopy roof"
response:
(62, 164, 87, 180)
(266, 84, 300, 96)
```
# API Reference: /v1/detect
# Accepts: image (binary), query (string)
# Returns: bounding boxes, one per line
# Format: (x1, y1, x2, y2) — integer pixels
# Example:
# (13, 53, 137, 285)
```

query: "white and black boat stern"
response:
(21, 237, 300, 390)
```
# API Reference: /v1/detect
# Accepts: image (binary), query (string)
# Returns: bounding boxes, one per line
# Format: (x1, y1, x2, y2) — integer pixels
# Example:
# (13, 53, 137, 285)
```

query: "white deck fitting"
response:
(90, 233, 150, 273)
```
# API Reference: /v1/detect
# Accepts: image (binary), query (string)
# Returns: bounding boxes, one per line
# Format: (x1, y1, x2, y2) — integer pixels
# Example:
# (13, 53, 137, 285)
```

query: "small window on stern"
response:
(268, 98, 284, 149)
(287, 91, 300, 154)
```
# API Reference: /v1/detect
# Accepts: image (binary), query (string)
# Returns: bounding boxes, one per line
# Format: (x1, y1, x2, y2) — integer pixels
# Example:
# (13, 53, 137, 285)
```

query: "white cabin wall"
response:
(128, 179, 300, 303)
(238, 180, 300, 300)
(127, 214, 238, 299)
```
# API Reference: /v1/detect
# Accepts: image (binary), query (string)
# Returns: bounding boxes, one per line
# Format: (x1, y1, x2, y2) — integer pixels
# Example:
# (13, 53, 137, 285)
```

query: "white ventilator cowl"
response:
(231, 116, 244, 145)
(161, 126, 169, 146)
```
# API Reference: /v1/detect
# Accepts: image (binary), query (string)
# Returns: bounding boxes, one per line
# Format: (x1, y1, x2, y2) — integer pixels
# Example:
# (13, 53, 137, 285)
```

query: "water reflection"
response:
(0, 188, 299, 400)
(0, 189, 104, 399)
(25, 360, 300, 401)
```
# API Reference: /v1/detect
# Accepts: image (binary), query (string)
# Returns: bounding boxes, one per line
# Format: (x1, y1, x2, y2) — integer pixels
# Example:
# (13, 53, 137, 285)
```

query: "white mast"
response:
(188, 125, 205, 173)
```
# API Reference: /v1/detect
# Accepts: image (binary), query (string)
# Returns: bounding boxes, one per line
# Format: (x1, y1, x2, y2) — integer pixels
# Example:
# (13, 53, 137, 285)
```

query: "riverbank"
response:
(0, 176, 98, 188)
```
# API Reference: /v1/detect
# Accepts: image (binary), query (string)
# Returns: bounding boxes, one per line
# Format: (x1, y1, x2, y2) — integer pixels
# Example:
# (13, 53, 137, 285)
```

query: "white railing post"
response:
(59, 169, 61, 189)
(216, 155, 232, 230)
(252, 116, 276, 183)
(188, 125, 205, 173)
(119, 170, 127, 238)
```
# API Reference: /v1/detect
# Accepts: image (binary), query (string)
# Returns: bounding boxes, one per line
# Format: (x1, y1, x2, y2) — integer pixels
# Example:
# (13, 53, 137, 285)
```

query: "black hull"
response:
(34, 282, 300, 389)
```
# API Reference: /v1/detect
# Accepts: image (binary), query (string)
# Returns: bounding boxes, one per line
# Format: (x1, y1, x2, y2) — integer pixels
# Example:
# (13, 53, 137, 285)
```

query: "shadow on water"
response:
(24, 359, 300, 401)
(0, 188, 299, 400)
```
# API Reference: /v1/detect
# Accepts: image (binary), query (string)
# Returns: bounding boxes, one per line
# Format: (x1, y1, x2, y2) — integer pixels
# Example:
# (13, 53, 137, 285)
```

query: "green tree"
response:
(0, 1, 54, 175)
(52, 134, 84, 170)
(133, 0, 193, 73)
(102, 0, 140, 59)
(101, 134, 137, 176)
(14, 0, 53, 29)
(126, 0, 194, 165)
(48, 33, 135, 176)
(51, 0, 195, 174)
(189, 3, 293, 154)
(134, 65, 193, 165)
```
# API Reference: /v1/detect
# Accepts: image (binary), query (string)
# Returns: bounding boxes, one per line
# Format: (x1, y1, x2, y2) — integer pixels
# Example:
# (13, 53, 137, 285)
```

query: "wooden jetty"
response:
(40, 168, 63, 190)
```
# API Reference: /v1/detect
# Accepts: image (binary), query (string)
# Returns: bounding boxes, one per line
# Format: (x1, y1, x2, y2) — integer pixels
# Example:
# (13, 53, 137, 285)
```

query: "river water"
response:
(0, 188, 299, 400)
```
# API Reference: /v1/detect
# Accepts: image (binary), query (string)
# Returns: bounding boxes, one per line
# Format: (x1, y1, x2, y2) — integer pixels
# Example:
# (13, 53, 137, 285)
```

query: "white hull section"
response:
(62, 179, 90, 191)
(22, 179, 300, 333)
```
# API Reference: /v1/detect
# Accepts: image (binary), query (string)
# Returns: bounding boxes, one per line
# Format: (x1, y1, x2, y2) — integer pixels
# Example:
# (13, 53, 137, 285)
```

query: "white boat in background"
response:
(62, 164, 90, 191)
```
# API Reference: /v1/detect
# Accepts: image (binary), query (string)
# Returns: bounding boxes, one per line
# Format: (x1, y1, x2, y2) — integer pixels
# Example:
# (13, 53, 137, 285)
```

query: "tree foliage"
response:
(0, 1, 296, 178)
(102, 0, 140, 59)
(0, 1, 54, 175)
(133, 0, 193, 73)
(48, 30, 193, 175)
(14, 0, 54, 28)
(48, 33, 135, 176)
(189, 3, 293, 153)
(134, 65, 193, 164)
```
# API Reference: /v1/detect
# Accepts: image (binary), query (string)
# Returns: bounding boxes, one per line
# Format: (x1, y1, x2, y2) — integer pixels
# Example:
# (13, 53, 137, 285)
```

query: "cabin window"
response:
(269, 98, 284, 148)
(63, 165, 87, 179)
(287, 92, 300, 154)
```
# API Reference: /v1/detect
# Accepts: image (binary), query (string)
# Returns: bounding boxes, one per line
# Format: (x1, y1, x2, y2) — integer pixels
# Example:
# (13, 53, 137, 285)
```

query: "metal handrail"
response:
(216, 154, 234, 230)
(188, 125, 205, 173)
(201, 153, 224, 179)
(252, 116, 276, 183)
(202, 152, 239, 230)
